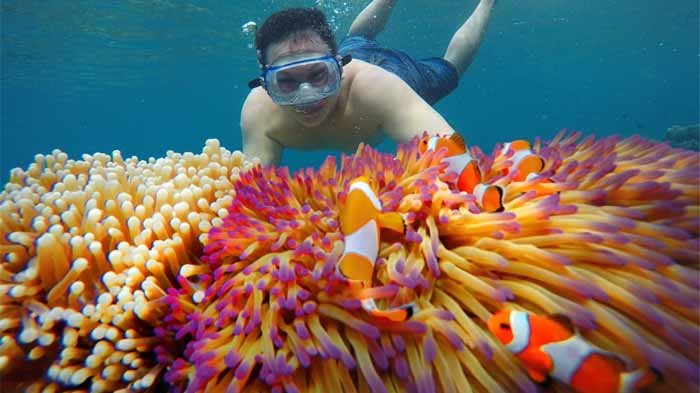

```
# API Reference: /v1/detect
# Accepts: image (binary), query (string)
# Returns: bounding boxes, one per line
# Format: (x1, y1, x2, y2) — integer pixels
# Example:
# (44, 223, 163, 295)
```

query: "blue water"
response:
(2, 1, 698, 182)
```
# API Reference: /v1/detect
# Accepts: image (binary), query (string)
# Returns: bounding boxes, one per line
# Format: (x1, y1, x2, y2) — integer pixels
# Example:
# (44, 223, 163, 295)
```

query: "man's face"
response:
(264, 30, 340, 127)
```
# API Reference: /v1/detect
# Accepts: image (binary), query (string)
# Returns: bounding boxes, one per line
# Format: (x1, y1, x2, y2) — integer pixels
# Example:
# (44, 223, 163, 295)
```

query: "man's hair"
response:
(255, 8, 337, 65)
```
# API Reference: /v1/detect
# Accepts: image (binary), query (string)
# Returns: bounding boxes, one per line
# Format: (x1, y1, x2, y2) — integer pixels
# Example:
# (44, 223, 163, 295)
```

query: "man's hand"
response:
(241, 90, 283, 166)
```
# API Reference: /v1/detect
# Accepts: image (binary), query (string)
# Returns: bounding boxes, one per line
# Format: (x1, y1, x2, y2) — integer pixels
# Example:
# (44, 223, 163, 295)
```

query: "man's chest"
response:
(275, 116, 384, 151)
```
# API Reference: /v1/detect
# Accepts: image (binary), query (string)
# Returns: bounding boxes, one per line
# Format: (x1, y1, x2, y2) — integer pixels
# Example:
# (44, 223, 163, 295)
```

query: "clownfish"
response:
(500, 140, 546, 181)
(473, 183, 505, 213)
(487, 310, 659, 393)
(337, 177, 416, 322)
(419, 133, 505, 212)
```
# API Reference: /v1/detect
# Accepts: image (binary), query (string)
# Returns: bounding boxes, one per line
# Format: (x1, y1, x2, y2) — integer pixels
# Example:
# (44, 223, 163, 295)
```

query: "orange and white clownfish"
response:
(487, 310, 659, 393)
(418, 132, 505, 212)
(337, 176, 416, 322)
(500, 140, 546, 182)
(473, 183, 505, 213)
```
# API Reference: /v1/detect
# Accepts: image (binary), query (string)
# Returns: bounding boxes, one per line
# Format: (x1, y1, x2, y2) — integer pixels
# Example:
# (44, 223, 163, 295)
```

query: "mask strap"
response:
(340, 54, 352, 66)
(248, 77, 263, 89)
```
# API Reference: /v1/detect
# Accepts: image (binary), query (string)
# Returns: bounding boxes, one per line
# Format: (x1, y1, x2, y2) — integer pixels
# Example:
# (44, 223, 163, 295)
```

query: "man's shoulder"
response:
(242, 88, 272, 114)
(241, 88, 277, 131)
(346, 60, 405, 101)
(348, 60, 402, 87)
(344, 60, 406, 111)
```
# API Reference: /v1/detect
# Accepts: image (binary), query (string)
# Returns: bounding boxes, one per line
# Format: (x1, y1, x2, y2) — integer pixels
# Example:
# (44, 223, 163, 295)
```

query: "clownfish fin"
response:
(368, 302, 417, 322)
(338, 253, 374, 284)
(526, 366, 550, 383)
(549, 313, 577, 334)
(642, 367, 663, 387)
(634, 368, 661, 389)
(377, 212, 406, 234)
(510, 139, 532, 151)
(449, 132, 467, 152)
(591, 343, 633, 371)
(457, 160, 482, 194)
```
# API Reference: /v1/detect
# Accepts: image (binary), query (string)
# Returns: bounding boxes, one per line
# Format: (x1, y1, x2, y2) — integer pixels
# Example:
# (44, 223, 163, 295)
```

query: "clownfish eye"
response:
(499, 323, 510, 329)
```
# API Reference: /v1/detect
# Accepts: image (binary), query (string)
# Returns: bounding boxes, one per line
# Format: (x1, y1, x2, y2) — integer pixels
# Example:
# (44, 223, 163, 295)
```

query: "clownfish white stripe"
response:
(349, 181, 381, 210)
(541, 335, 595, 384)
(511, 149, 534, 170)
(426, 135, 475, 175)
(473, 183, 505, 206)
(342, 220, 379, 262)
(618, 368, 647, 393)
(506, 311, 531, 354)
(525, 172, 540, 181)
(427, 136, 439, 151)
(442, 151, 474, 175)
(361, 298, 378, 312)
(473, 184, 488, 203)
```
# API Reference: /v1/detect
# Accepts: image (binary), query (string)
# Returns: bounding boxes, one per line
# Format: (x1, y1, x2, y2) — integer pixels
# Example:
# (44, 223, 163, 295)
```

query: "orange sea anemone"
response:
(1, 131, 698, 392)
(163, 131, 699, 393)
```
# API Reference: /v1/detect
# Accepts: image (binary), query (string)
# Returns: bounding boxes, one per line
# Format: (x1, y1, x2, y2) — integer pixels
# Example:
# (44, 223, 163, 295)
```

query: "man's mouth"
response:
(294, 101, 324, 115)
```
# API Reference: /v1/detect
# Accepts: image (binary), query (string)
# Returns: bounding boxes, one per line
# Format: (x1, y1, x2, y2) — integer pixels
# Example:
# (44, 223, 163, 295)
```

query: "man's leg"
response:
(347, 0, 398, 40)
(443, 0, 496, 76)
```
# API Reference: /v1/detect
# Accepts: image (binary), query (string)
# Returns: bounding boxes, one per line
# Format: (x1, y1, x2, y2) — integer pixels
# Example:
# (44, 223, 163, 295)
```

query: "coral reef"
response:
(0, 131, 698, 392)
(0, 140, 254, 391)
(664, 124, 699, 151)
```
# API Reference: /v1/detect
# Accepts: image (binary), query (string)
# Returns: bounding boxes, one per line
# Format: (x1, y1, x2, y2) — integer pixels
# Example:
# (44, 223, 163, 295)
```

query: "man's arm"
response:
(354, 69, 457, 143)
(347, 0, 398, 40)
(444, 0, 496, 75)
(241, 92, 283, 166)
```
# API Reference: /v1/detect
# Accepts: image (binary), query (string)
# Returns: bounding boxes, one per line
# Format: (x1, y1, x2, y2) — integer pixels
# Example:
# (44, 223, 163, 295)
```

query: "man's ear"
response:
(337, 54, 351, 79)
(256, 50, 264, 68)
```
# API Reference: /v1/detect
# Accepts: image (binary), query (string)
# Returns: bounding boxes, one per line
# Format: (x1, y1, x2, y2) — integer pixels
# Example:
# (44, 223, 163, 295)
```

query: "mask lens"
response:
(308, 67, 329, 87)
(276, 77, 299, 93)
(275, 63, 329, 93)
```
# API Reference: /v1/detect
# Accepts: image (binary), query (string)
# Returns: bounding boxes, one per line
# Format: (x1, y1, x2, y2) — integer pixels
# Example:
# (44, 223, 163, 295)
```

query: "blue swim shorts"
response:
(338, 35, 459, 105)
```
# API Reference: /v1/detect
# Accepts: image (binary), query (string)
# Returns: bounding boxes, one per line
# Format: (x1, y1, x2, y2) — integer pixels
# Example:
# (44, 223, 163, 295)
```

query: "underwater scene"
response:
(1, 1, 699, 392)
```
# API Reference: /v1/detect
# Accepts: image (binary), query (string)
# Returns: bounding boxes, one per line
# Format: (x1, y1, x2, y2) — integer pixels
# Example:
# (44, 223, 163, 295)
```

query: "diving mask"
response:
(249, 54, 352, 106)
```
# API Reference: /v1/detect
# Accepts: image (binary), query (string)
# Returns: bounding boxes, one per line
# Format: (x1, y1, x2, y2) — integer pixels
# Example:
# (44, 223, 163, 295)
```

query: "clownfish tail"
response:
(640, 367, 662, 386)
(622, 367, 661, 392)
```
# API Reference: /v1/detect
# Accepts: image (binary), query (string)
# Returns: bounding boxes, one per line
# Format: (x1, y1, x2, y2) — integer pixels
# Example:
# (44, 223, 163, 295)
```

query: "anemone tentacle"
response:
(1, 132, 698, 392)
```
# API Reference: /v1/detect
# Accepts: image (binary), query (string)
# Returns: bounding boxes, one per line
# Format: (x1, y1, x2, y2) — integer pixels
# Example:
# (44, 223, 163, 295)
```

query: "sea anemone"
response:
(1, 131, 698, 393)
(0, 140, 254, 392)
(161, 131, 699, 393)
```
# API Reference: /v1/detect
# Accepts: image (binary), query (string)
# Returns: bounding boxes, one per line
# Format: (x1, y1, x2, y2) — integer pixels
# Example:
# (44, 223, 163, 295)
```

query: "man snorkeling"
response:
(242, 0, 497, 165)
